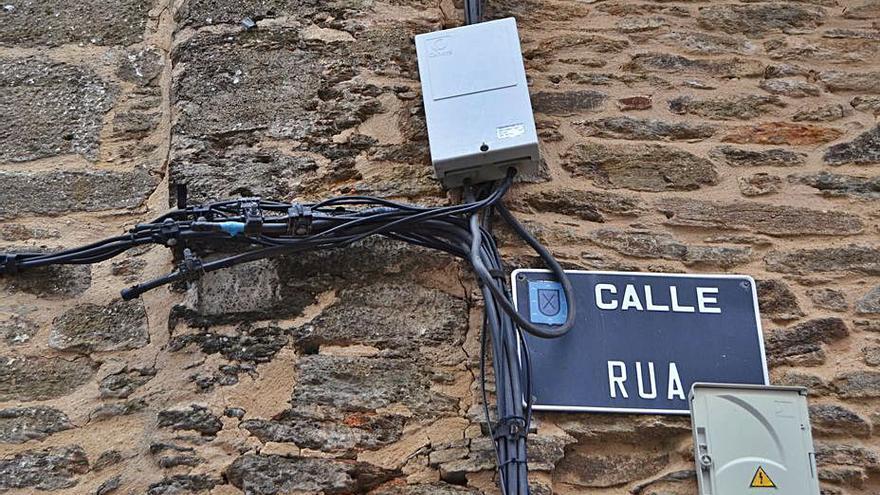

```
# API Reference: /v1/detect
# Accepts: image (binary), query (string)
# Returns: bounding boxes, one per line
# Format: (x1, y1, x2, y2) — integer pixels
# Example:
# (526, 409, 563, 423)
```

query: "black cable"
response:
(469, 208, 576, 339)
(464, 0, 483, 24)
(0, 172, 576, 495)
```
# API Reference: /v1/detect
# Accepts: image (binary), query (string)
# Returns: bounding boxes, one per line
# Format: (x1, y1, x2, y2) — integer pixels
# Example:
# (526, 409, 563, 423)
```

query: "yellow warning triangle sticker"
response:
(750, 466, 777, 488)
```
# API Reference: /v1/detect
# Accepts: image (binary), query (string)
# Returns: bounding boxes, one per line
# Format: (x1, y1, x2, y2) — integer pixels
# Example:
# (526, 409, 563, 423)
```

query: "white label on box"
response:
(497, 123, 525, 139)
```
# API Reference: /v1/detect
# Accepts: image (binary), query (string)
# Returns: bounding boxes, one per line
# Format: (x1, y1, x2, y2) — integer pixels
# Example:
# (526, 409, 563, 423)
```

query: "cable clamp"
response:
(492, 416, 528, 441)
(241, 200, 263, 235)
(1, 254, 19, 275)
(287, 203, 313, 235)
(178, 248, 205, 281)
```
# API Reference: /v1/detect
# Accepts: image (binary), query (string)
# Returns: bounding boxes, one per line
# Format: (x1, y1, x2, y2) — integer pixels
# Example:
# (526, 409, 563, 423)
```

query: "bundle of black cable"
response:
(0, 170, 574, 495)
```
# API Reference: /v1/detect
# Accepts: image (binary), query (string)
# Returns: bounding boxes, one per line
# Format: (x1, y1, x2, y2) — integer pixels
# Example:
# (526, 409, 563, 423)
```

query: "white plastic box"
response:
(690, 383, 820, 495)
(415, 18, 540, 188)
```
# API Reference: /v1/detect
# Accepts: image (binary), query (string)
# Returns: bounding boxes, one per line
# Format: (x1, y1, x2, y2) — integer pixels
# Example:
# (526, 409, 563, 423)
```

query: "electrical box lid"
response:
(689, 383, 820, 495)
(415, 17, 540, 188)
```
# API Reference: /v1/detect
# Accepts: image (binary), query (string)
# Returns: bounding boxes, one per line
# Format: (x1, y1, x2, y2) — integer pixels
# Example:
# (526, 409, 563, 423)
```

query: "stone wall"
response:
(0, 0, 878, 493)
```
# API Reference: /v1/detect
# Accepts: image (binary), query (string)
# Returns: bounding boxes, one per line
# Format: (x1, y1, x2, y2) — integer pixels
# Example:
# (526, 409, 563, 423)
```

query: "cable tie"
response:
(496, 457, 528, 468)
(287, 204, 301, 235)
(486, 268, 505, 279)
(492, 416, 528, 441)
(287, 204, 313, 235)
(300, 206, 313, 235)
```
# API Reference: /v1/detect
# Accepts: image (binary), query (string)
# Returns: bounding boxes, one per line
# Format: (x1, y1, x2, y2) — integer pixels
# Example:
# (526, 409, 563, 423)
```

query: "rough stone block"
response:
(710, 146, 806, 167)
(0, 58, 115, 163)
(834, 371, 880, 398)
(698, 4, 826, 37)
(589, 229, 751, 268)
(850, 95, 880, 115)
(555, 451, 669, 488)
(856, 285, 880, 314)
(147, 475, 219, 495)
(789, 172, 880, 199)
(722, 122, 842, 146)
(178, 239, 454, 325)
(807, 288, 849, 311)
(792, 103, 851, 122)
(226, 454, 395, 495)
(759, 78, 821, 97)
(0, 247, 92, 299)
(290, 282, 466, 356)
(765, 318, 848, 366)
(515, 189, 643, 222)
(809, 404, 872, 438)
(820, 71, 880, 94)
(242, 409, 406, 453)
(0, 407, 71, 444)
(738, 173, 782, 196)
(764, 245, 880, 274)
(815, 443, 879, 469)
(669, 95, 784, 120)
(0, 445, 88, 491)
(50, 299, 149, 353)
(824, 125, 880, 166)
(99, 367, 156, 399)
(169, 142, 319, 204)
(531, 90, 607, 116)
(0, 169, 158, 218)
(656, 198, 863, 236)
(293, 354, 457, 416)
(524, 34, 629, 60)
(657, 31, 757, 55)
(624, 53, 763, 78)
(0, 224, 60, 242)
(0, 313, 38, 345)
(171, 26, 399, 140)
(0, 0, 149, 47)
(0, 356, 95, 401)
(564, 142, 718, 192)
(117, 46, 165, 86)
(574, 116, 716, 141)
(756, 279, 804, 321)
(373, 482, 482, 495)
(157, 405, 222, 436)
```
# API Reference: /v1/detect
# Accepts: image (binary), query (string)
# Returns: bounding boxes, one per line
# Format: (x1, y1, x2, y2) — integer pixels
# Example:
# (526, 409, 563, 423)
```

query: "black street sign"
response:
(513, 270, 768, 414)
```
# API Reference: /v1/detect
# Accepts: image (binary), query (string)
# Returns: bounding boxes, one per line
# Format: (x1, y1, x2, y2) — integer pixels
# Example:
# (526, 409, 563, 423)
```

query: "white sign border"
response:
(511, 269, 770, 415)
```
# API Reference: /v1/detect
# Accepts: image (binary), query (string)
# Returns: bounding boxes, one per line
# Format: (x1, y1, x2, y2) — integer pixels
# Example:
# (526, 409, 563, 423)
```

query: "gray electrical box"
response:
(689, 383, 820, 495)
(415, 18, 540, 188)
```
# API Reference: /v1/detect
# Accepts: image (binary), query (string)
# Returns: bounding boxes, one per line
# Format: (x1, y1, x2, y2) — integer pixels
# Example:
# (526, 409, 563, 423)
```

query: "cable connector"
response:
(241, 201, 263, 235)
(287, 204, 313, 235)
(121, 248, 202, 301)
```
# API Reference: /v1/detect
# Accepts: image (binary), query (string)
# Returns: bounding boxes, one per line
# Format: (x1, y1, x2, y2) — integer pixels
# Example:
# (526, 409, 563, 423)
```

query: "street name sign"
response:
(512, 270, 768, 414)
